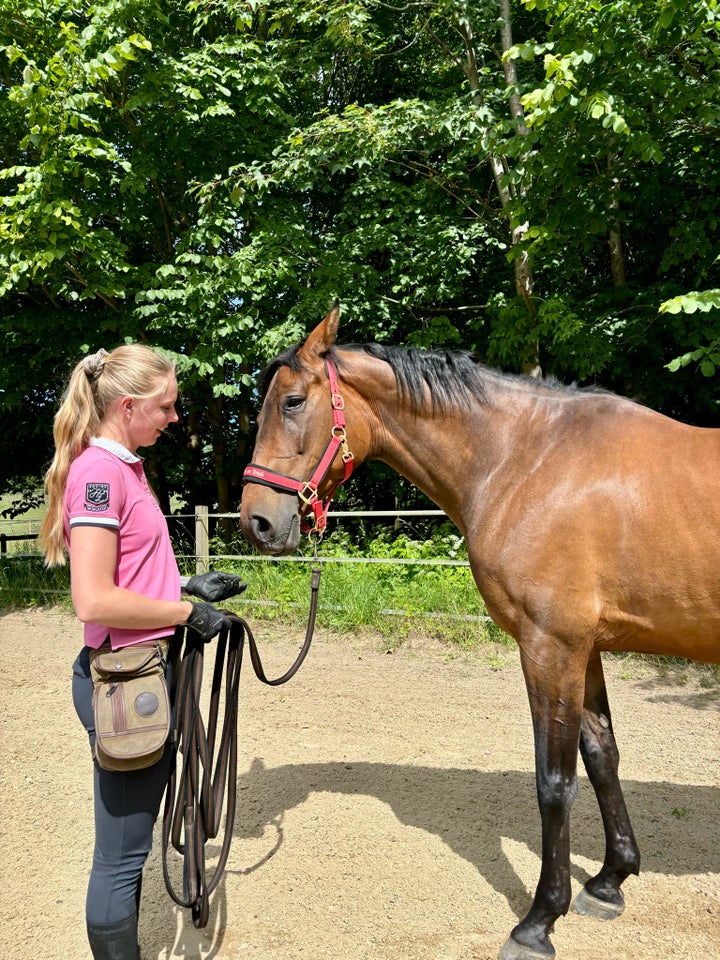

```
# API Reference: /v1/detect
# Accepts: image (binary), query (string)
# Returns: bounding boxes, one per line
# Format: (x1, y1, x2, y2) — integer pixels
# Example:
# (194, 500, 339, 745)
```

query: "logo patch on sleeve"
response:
(84, 482, 111, 512)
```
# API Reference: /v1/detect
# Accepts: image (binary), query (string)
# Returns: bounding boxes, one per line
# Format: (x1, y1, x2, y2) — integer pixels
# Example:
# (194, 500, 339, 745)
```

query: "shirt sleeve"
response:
(66, 453, 125, 533)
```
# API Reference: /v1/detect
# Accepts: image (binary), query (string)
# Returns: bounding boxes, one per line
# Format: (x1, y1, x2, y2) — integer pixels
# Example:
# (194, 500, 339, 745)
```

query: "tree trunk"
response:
(206, 393, 235, 545)
(462, 1, 541, 375)
(607, 156, 627, 289)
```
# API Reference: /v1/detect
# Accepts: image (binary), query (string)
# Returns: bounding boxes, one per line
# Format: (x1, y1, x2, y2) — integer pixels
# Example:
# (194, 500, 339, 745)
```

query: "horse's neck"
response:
(348, 358, 515, 532)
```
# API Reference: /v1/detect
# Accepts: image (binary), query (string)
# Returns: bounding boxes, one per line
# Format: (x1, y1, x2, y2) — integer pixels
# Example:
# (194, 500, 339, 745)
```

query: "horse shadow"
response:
(144, 758, 719, 958)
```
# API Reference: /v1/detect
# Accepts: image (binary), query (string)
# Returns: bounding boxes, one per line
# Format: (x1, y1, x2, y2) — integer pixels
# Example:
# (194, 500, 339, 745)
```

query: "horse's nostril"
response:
(251, 513, 272, 536)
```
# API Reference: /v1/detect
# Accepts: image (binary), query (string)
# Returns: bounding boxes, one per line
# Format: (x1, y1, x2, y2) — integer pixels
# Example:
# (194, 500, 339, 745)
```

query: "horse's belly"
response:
(474, 534, 720, 666)
(470, 453, 720, 665)
(594, 590, 720, 664)
(594, 620, 720, 664)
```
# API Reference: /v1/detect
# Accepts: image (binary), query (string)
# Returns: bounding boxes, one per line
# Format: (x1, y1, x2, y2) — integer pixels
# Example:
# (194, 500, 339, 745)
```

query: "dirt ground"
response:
(1, 607, 718, 960)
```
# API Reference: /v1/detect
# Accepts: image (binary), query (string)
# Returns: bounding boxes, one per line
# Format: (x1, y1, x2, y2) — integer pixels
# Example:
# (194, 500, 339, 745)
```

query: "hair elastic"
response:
(82, 348, 109, 382)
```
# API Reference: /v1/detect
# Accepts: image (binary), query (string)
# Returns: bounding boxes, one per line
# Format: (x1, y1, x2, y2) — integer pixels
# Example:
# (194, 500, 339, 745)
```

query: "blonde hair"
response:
(40, 344, 176, 567)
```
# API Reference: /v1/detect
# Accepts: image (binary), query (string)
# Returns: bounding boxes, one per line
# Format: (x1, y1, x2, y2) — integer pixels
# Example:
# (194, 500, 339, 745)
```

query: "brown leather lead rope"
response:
(161, 564, 322, 928)
(245, 565, 321, 685)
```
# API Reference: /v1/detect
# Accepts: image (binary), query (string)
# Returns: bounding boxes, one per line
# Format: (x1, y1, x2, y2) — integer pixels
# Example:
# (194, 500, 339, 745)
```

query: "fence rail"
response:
(0, 532, 38, 556)
(0, 507, 487, 624)
(175, 506, 466, 574)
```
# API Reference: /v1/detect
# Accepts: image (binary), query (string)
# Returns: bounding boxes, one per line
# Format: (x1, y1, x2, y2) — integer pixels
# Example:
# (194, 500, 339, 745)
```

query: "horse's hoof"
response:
(572, 887, 625, 920)
(499, 937, 555, 960)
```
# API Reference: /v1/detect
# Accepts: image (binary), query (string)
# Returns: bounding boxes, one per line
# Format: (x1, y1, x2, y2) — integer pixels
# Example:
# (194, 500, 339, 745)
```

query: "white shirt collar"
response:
(89, 436, 142, 464)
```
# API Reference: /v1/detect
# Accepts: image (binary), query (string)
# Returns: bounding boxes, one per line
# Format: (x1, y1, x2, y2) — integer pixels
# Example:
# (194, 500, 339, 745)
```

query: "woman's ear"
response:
(119, 395, 134, 417)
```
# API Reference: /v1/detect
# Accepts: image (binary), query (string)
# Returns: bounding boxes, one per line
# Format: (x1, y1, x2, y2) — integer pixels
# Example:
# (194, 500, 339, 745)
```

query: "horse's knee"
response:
(537, 769, 578, 815)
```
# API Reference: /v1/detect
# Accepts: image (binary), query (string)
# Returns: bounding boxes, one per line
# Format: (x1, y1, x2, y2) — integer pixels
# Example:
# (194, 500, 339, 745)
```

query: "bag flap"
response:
(92, 645, 160, 677)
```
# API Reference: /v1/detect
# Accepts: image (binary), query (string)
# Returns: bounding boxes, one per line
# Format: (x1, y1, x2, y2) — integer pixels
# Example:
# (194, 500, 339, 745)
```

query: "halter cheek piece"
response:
(242, 358, 354, 537)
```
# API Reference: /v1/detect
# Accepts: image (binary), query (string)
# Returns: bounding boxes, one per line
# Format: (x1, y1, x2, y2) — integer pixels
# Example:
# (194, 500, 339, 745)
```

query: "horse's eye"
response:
(283, 396, 305, 413)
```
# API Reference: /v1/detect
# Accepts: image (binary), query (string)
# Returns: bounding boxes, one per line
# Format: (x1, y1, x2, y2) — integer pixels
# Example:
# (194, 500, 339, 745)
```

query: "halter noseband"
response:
(242, 358, 354, 537)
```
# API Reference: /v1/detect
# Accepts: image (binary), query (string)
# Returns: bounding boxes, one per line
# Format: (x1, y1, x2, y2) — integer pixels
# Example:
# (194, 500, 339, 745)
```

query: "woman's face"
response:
(127, 375, 179, 451)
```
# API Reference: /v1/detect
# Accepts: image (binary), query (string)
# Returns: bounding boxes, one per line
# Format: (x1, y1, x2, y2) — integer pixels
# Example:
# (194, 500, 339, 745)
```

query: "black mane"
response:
(259, 339, 601, 413)
(257, 343, 305, 398)
(335, 342, 493, 413)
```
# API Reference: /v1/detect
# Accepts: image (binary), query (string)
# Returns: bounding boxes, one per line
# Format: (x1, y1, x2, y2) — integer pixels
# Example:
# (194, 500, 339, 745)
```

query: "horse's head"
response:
(240, 304, 357, 555)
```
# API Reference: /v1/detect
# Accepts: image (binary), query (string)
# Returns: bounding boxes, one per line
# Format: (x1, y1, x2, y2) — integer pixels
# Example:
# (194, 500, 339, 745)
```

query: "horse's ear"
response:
(301, 301, 340, 358)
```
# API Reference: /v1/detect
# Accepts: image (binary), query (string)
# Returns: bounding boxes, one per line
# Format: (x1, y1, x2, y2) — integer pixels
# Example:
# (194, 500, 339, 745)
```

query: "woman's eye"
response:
(284, 396, 305, 412)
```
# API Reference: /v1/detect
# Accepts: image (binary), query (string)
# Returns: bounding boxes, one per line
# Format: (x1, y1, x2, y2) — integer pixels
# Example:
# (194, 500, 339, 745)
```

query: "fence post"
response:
(195, 505, 210, 574)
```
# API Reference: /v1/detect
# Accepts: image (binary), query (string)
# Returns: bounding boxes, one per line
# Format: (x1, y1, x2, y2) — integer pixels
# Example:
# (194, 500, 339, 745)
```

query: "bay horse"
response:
(240, 304, 720, 960)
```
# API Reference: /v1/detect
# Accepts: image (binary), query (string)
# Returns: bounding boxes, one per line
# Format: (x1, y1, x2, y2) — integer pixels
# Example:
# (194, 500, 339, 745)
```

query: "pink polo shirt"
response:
(65, 437, 181, 650)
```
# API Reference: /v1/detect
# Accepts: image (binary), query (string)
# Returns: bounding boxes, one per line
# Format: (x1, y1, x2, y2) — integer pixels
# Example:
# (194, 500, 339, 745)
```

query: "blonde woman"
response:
(41, 344, 244, 960)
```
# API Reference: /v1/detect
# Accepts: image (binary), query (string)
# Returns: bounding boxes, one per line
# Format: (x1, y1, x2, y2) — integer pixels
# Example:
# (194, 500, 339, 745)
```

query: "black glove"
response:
(184, 571, 247, 603)
(186, 602, 232, 643)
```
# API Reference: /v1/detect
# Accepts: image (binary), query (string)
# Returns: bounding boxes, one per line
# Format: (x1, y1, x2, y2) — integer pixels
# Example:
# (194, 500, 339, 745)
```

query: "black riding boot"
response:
(87, 914, 138, 960)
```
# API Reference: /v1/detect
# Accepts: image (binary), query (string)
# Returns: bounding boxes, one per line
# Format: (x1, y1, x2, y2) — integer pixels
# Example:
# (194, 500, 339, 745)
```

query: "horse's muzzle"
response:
(240, 501, 301, 556)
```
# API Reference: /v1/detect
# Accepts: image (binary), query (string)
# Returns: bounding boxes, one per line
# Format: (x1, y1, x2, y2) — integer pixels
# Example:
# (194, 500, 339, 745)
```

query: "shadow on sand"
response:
(146, 758, 718, 957)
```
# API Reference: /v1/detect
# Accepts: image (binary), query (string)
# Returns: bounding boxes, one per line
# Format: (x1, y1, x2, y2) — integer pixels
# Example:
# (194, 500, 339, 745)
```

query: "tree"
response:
(501, 0, 720, 414)
(2, 0, 719, 525)
(0, 0, 300, 518)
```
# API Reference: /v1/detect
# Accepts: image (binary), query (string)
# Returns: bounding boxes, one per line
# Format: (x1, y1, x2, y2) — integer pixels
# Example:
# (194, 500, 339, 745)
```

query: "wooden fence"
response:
(0, 532, 39, 556)
(1, 506, 466, 570)
(0, 507, 490, 623)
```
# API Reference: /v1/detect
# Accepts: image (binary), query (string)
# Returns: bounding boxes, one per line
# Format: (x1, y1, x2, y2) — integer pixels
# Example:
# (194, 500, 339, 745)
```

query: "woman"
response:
(41, 344, 243, 960)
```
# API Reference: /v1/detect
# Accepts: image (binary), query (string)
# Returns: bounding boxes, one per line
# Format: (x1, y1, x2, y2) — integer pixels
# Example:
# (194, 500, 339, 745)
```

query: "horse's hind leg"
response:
(573, 653, 640, 918)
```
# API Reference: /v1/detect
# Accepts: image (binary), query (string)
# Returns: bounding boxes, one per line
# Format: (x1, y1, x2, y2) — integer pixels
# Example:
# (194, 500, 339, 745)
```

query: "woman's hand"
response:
(185, 602, 233, 642)
(182, 571, 247, 603)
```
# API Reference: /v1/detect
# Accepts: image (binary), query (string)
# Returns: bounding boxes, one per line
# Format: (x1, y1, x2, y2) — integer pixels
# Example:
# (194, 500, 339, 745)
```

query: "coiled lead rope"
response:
(161, 566, 321, 927)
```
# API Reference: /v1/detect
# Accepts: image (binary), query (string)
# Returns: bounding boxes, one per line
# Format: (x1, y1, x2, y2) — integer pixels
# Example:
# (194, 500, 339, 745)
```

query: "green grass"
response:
(0, 555, 71, 606)
(175, 525, 510, 649)
(0, 515, 501, 647)
(0, 494, 50, 601)
(184, 553, 507, 649)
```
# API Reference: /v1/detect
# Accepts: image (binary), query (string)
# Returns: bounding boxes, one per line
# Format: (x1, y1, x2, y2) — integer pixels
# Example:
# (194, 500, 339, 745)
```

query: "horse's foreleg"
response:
(573, 653, 640, 918)
(500, 647, 585, 960)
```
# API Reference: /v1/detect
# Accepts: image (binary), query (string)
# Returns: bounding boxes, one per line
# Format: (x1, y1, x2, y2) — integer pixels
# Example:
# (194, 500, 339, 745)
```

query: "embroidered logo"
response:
(84, 482, 111, 512)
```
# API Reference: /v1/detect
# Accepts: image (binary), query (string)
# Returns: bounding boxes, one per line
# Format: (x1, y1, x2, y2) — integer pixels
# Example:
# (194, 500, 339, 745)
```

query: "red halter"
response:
(242, 358, 355, 537)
